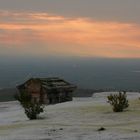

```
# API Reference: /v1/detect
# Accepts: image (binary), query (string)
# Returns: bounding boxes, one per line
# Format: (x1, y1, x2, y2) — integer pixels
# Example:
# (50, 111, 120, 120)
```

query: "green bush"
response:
(15, 91, 44, 120)
(107, 91, 129, 112)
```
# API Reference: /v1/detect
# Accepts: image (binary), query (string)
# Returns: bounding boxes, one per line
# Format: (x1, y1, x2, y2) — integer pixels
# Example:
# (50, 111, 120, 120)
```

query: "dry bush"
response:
(107, 91, 129, 112)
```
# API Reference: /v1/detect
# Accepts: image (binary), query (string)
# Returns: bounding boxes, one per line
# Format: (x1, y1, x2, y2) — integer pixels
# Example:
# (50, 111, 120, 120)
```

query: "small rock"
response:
(97, 127, 106, 131)
(51, 129, 56, 132)
(134, 130, 138, 132)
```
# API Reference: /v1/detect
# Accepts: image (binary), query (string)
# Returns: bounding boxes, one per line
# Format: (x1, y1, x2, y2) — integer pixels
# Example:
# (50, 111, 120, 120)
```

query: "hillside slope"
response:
(0, 92, 140, 140)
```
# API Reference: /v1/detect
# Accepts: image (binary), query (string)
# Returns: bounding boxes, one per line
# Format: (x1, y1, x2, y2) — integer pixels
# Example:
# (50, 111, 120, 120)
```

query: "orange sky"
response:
(0, 11, 140, 58)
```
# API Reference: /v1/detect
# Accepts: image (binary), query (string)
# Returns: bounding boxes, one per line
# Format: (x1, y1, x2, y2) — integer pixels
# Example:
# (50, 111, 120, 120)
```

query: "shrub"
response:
(15, 91, 44, 120)
(23, 102, 44, 120)
(107, 91, 129, 112)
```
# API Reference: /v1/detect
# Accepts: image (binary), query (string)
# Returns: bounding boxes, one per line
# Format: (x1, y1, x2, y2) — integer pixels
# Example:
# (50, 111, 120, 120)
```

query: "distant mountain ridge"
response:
(0, 88, 18, 102)
(0, 87, 110, 102)
(0, 88, 95, 102)
(0, 87, 139, 102)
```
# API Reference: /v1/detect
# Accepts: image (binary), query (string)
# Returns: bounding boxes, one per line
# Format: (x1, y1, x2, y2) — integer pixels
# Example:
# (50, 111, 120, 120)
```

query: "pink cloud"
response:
(0, 11, 140, 58)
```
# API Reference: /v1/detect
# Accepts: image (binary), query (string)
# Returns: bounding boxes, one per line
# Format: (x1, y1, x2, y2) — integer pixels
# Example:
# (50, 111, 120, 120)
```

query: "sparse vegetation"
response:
(15, 91, 44, 120)
(107, 91, 129, 112)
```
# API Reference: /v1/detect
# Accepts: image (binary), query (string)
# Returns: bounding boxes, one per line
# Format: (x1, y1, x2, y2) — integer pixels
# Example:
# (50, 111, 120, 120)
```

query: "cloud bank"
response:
(0, 11, 140, 58)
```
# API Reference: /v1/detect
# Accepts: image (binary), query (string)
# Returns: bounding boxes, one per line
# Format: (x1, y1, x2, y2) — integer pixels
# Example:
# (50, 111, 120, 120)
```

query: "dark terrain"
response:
(0, 88, 102, 102)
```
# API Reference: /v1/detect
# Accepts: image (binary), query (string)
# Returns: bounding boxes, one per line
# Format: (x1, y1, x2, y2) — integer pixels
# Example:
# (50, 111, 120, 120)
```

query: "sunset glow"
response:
(0, 11, 140, 58)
